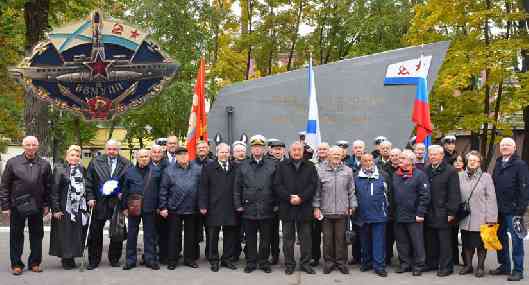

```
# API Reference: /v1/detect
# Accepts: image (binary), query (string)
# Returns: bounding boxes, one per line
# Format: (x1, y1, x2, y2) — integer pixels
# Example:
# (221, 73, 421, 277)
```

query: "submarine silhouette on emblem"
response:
(10, 11, 179, 83)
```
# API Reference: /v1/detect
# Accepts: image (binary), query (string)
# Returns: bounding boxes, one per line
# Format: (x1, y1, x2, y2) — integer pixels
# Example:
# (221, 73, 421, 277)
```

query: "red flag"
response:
(186, 57, 208, 160)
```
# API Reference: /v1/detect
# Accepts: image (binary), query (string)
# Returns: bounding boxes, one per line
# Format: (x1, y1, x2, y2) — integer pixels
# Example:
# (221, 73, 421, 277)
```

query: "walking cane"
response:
(80, 207, 94, 272)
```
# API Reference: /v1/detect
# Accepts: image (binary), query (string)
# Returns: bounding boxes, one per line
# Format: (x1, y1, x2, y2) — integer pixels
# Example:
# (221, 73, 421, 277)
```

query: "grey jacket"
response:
(313, 162, 357, 217)
(458, 170, 498, 232)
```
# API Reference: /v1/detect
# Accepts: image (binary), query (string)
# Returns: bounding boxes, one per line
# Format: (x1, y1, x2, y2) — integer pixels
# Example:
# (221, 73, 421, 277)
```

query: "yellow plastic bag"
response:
(480, 224, 502, 251)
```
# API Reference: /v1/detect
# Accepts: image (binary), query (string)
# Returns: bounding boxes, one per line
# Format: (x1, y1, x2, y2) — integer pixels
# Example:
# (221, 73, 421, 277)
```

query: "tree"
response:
(406, 0, 529, 168)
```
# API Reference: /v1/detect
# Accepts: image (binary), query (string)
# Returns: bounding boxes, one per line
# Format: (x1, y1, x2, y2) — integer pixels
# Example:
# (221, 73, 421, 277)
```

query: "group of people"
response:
(0, 134, 527, 282)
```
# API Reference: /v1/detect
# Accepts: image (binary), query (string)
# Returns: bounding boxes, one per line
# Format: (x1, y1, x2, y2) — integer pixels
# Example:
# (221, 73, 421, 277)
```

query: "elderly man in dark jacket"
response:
(273, 141, 318, 275)
(0, 136, 52, 275)
(159, 146, 202, 270)
(424, 145, 461, 277)
(199, 143, 239, 272)
(121, 149, 161, 271)
(234, 135, 277, 274)
(392, 150, 430, 276)
(85, 139, 130, 270)
(490, 138, 529, 282)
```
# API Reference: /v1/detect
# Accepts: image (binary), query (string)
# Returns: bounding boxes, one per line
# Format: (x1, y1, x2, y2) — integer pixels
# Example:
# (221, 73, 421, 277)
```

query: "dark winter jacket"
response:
(492, 154, 529, 216)
(121, 164, 161, 213)
(345, 156, 361, 176)
(273, 159, 318, 222)
(354, 167, 389, 224)
(199, 160, 239, 226)
(0, 154, 52, 211)
(159, 162, 202, 214)
(392, 168, 430, 223)
(85, 154, 130, 220)
(425, 162, 461, 228)
(233, 157, 277, 220)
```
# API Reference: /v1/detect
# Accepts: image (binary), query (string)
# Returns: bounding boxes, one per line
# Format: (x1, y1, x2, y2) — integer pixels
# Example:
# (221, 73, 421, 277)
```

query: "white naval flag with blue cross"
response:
(305, 57, 321, 152)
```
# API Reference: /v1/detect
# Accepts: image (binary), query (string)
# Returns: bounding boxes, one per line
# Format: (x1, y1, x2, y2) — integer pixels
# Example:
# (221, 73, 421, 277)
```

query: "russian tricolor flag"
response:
(384, 55, 433, 149)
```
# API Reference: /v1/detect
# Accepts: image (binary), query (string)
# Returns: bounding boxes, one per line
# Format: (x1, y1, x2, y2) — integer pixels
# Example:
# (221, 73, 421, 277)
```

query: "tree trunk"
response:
(287, 0, 303, 71)
(243, 0, 253, 80)
(519, 1, 529, 162)
(484, 82, 503, 169)
(480, 0, 492, 159)
(23, 0, 50, 157)
(107, 119, 117, 140)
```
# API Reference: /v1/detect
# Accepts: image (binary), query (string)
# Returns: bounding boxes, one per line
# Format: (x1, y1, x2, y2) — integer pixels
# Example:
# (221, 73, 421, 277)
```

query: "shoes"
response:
(348, 258, 358, 265)
(148, 263, 160, 270)
(184, 262, 199, 268)
(437, 270, 453, 277)
(270, 255, 279, 265)
(375, 270, 388, 277)
(260, 266, 272, 273)
(62, 259, 76, 270)
(310, 260, 320, 267)
(360, 265, 372, 272)
(338, 265, 349, 275)
(285, 267, 295, 275)
(412, 270, 422, 276)
(507, 271, 523, 281)
(300, 265, 315, 274)
(11, 266, 23, 276)
(244, 266, 256, 273)
(30, 265, 43, 273)
(122, 264, 136, 270)
(490, 267, 510, 275)
(167, 264, 177, 270)
(221, 261, 237, 270)
(395, 267, 411, 274)
(459, 266, 473, 275)
(210, 263, 219, 272)
(474, 268, 485, 278)
(87, 264, 98, 270)
(110, 262, 121, 268)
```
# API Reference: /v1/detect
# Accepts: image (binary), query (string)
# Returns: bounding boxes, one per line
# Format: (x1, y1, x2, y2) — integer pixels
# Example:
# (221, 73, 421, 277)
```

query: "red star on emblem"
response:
(87, 52, 110, 79)
(130, 29, 140, 39)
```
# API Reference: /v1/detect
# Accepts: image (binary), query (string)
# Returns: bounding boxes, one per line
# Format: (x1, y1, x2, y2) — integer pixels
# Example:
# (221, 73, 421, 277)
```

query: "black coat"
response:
(199, 160, 239, 226)
(49, 163, 87, 259)
(233, 158, 277, 220)
(0, 154, 52, 211)
(50, 163, 88, 213)
(121, 164, 161, 213)
(425, 162, 461, 228)
(492, 154, 529, 216)
(392, 168, 430, 223)
(273, 159, 318, 222)
(86, 154, 130, 220)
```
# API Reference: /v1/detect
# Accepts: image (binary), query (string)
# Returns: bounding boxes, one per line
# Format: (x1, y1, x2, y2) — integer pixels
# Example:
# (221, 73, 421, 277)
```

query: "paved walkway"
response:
(0, 230, 527, 285)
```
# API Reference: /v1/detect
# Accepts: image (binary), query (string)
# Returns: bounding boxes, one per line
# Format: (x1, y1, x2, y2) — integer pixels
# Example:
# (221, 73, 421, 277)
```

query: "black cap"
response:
(175, 146, 188, 154)
(268, 139, 285, 148)
(336, 140, 349, 148)
(441, 135, 456, 144)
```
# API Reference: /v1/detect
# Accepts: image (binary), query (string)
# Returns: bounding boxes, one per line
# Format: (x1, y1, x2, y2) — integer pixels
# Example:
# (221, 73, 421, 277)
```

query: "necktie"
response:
(221, 161, 228, 172)
(109, 158, 116, 177)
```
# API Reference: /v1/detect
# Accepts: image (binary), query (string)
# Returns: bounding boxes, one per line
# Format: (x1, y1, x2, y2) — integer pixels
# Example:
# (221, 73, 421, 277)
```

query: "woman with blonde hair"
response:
(49, 145, 95, 269)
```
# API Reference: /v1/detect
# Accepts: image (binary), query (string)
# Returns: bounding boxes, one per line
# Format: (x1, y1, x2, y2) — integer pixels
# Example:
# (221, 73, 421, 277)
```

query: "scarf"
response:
(396, 167, 413, 178)
(66, 165, 88, 225)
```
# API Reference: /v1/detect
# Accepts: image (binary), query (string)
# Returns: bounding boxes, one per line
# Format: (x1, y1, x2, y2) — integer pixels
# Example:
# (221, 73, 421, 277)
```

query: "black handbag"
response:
(14, 193, 39, 216)
(110, 204, 126, 241)
(345, 217, 356, 245)
(455, 173, 482, 222)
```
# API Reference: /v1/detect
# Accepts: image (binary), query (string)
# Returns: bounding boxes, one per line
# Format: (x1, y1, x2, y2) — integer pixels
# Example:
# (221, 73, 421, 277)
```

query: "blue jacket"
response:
(159, 162, 202, 214)
(492, 154, 529, 216)
(354, 167, 388, 224)
(121, 164, 161, 213)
